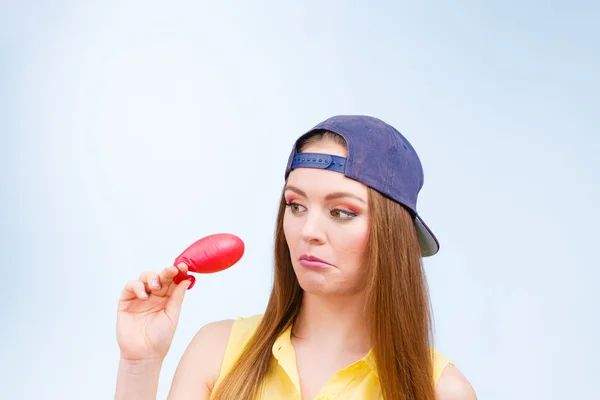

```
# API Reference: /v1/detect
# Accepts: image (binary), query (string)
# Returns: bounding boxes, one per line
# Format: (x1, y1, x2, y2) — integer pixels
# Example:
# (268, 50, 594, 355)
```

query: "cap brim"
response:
(415, 215, 440, 257)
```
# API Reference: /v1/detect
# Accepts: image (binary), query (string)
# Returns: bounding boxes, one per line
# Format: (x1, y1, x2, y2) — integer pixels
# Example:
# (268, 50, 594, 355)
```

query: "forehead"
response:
(286, 140, 367, 198)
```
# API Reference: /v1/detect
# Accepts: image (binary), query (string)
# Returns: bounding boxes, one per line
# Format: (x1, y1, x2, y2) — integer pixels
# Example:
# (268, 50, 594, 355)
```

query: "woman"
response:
(115, 115, 477, 399)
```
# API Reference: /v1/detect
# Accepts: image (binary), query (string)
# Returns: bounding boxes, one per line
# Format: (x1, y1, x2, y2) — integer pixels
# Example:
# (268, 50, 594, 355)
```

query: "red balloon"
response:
(173, 233, 245, 289)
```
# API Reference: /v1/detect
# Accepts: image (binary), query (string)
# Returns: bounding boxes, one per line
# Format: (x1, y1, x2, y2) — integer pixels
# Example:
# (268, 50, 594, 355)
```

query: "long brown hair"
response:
(210, 131, 435, 400)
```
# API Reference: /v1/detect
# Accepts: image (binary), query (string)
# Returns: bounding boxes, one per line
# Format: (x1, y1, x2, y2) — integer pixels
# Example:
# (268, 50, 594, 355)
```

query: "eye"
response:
(285, 202, 306, 214)
(331, 208, 357, 221)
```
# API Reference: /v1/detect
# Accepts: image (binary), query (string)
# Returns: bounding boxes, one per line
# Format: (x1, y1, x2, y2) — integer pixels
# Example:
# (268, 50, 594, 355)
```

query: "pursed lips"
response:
(298, 254, 334, 267)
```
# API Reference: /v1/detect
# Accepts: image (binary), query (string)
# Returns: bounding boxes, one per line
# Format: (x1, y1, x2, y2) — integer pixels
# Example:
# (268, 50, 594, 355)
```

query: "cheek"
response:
(334, 222, 370, 265)
(282, 214, 298, 248)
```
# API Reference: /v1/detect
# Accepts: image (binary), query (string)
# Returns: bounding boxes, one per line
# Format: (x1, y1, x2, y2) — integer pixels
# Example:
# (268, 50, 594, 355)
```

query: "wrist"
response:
(119, 357, 163, 374)
(115, 358, 163, 400)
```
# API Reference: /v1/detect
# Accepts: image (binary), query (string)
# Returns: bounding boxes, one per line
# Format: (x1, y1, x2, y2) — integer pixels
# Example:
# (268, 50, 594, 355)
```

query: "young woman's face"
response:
(283, 139, 371, 297)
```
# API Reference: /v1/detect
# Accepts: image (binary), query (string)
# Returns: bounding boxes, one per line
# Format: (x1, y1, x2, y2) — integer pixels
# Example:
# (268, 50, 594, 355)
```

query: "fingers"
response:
(139, 271, 161, 294)
(120, 280, 149, 301)
(135, 263, 190, 297)
(159, 263, 188, 287)
(166, 279, 191, 319)
(120, 263, 191, 301)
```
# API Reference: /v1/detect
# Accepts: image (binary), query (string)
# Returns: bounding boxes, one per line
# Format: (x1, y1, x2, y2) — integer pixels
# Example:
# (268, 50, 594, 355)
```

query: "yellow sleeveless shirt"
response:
(212, 314, 453, 399)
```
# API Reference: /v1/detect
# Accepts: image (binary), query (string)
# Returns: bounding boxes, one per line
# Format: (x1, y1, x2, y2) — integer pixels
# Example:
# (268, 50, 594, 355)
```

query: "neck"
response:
(292, 292, 371, 354)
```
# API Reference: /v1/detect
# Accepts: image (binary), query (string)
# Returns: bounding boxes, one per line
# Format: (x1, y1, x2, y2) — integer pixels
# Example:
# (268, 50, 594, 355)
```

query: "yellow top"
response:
(212, 314, 453, 400)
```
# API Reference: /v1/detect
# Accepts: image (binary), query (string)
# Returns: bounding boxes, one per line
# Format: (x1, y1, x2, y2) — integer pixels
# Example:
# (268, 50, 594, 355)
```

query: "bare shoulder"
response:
(188, 319, 236, 356)
(168, 319, 236, 400)
(435, 364, 477, 400)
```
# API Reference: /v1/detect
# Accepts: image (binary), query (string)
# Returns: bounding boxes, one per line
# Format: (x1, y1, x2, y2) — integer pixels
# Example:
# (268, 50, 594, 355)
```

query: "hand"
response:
(116, 263, 192, 362)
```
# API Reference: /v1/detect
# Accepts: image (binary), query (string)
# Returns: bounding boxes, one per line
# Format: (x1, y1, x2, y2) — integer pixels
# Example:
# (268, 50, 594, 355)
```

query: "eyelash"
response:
(284, 202, 358, 221)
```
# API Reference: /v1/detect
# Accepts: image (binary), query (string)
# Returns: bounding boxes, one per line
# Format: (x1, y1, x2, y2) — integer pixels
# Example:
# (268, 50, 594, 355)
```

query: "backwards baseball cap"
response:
(284, 115, 439, 257)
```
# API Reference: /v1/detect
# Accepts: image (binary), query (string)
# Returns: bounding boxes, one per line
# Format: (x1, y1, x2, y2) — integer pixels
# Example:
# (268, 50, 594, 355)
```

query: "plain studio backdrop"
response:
(1, 1, 598, 399)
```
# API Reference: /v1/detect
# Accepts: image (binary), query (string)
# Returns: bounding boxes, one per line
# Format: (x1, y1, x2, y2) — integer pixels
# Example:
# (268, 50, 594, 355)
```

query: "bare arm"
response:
(114, 265, 191, 400)
(115, 358, 163, 400)
(435, 365, 477, 400)
(167, 319, 235, 400)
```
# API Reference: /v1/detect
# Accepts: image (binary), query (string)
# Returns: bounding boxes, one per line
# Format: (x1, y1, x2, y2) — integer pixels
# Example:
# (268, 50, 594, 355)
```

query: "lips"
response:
(298, 254, 334, 268)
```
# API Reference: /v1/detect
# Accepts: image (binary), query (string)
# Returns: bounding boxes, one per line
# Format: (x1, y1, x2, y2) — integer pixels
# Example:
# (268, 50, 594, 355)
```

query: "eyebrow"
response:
(284, 185, 367, 204)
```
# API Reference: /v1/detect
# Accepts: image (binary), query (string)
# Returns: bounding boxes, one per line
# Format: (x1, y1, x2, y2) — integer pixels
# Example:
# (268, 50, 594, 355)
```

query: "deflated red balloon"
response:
(173, 233, 245, 289)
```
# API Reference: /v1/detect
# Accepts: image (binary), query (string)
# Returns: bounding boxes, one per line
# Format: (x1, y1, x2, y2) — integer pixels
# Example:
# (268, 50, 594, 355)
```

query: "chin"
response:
(295, 271, 361, 297)
(297, 276, 333, 296)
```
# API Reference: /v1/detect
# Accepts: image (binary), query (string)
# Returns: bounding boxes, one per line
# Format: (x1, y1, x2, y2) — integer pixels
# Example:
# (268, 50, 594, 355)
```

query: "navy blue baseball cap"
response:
(284, 115, 439, 257)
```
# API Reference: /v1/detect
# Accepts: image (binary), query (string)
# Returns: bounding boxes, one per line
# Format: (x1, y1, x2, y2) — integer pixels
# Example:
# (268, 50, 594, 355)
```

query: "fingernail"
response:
(151, 279, 159, 288)
(141, 291, 148, 298)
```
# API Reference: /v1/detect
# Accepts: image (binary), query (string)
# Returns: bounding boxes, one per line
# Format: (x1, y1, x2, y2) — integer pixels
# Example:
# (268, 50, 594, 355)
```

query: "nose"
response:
(299, 208, 326, 245)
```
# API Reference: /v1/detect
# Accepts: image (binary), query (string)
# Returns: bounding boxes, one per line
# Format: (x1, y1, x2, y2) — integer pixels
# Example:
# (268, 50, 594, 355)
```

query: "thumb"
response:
(166, 279, 191, 319)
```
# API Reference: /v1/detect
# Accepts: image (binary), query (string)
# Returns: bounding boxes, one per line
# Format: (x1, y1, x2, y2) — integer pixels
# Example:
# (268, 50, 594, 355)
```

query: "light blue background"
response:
(2, 1, 598, 399)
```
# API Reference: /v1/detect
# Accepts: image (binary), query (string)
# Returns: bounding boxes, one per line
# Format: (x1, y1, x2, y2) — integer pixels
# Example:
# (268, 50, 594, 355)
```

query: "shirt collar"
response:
(271, 323, 379, 377)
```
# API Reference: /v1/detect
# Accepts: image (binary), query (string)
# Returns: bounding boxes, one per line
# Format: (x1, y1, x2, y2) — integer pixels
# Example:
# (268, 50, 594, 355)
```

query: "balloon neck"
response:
(185, 275, 196, 289)
(173, 269, 196, 290)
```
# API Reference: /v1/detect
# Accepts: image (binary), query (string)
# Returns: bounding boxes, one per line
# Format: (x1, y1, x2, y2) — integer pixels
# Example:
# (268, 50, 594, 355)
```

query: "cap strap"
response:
(290, 152, 346, 174)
